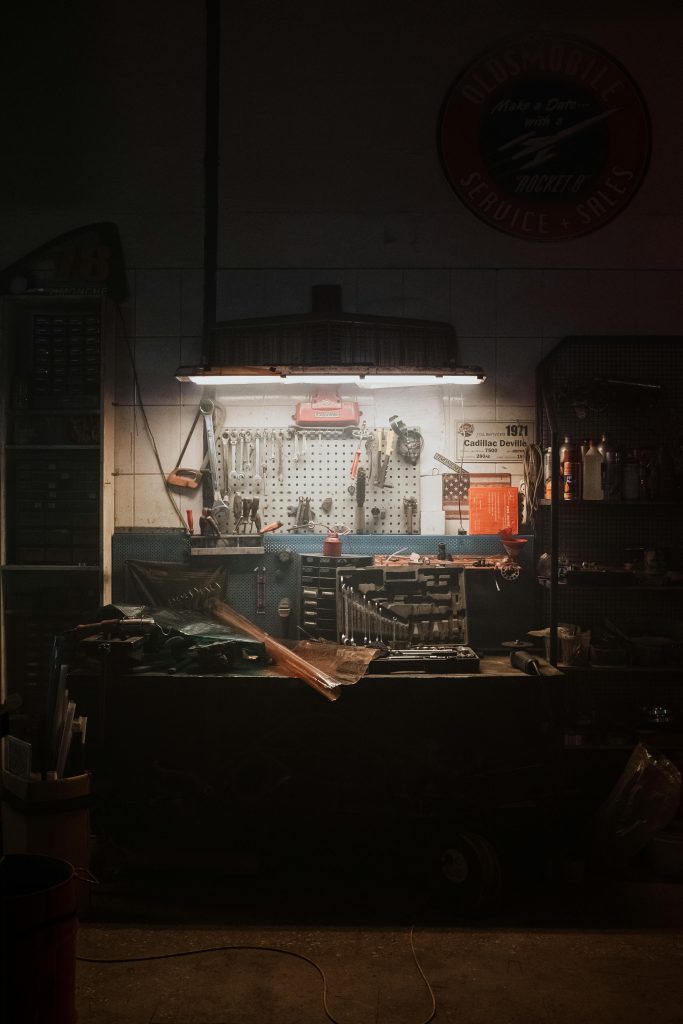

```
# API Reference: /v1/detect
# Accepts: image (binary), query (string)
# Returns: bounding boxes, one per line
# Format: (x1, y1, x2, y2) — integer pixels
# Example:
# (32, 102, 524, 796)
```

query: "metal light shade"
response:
(178, 286, 486, 386)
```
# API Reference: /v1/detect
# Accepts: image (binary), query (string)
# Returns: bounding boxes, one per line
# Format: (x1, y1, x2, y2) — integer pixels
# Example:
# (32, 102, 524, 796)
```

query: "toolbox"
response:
(336, 563, 469, 647)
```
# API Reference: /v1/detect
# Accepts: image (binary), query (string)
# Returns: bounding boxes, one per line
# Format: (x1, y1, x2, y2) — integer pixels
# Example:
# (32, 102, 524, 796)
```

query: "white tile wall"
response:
(451, 270, 497, 337)
(634, 272, 683, 333)
(180, 269, 204, 337)
(216, 270, 266, 320)
(134, 338, 182, 406)
(116, 215, 204, 270)
(403, 269, 451, 321)
(496, 339, 543, 405)
(179, 404, 205, 471)
(179, 337, 205, 407)
(114, 406, 136, 475)
(263, 270, 314, 315)
(357, 269, 405, 317)
(541, 271, 591, 338)
(456, 339, 497, 405)
(586, 271, 638, 334)
(113, 473, 134, 529)
(114, 265, 683, 530)
(496, 270, 545, 337)
(114, 329, 137, 407)
(134, 269, 182, 335)
(132, 406, 181, 476)
(133, 475, 182, 528)
(305, 270, 359, 312)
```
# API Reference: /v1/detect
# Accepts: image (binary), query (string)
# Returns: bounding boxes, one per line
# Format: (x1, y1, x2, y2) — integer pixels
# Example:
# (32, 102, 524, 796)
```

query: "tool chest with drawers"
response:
(0, 295, 114, 718)
(299, 554, 373, 641)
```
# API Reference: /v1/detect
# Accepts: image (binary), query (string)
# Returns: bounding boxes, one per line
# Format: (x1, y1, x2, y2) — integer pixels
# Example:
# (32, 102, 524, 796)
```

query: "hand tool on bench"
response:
(199, 398, 229, 521)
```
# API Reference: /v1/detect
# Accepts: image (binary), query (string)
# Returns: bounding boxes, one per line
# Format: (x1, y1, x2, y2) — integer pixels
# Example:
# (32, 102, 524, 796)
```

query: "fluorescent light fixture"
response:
(176, 366, 486, 387)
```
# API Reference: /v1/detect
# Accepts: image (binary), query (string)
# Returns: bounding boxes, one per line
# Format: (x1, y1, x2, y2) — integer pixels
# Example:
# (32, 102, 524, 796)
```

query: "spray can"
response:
(543, 447, 553, 499)
(560, 438, 581, 500)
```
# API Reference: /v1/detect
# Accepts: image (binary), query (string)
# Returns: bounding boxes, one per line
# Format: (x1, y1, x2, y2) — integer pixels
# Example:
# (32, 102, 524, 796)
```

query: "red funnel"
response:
(498, 529, 527, 560)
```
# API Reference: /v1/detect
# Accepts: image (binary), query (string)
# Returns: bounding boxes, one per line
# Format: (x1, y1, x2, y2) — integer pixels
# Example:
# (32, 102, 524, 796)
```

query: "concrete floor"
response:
(74, 873, 683, 1024)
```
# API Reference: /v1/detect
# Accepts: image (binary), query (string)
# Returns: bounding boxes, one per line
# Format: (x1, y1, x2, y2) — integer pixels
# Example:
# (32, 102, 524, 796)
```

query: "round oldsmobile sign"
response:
(439, 35, 650, 241)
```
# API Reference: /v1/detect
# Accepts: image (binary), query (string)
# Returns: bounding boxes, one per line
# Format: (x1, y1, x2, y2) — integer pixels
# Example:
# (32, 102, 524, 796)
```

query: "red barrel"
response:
(0, 854, 78, 1024)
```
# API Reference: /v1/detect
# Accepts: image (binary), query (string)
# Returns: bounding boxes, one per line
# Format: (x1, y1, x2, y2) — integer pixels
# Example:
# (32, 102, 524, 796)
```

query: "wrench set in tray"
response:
(300, 558, 479, 672)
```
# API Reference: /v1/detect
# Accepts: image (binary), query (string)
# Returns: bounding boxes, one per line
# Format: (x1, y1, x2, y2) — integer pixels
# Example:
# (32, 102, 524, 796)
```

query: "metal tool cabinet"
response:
(0, 295, 115, 719)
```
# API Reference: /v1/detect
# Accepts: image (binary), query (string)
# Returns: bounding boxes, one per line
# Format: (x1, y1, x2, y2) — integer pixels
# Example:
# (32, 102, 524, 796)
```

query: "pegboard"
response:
(214, 429, 420, 535)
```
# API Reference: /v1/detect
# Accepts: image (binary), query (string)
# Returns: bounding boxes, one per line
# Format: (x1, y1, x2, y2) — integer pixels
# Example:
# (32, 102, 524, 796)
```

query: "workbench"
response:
(67, 656, 568, 883)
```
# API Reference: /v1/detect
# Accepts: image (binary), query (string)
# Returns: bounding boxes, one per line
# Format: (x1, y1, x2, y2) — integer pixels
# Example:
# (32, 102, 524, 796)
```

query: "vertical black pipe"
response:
(202, 0, 220, 361)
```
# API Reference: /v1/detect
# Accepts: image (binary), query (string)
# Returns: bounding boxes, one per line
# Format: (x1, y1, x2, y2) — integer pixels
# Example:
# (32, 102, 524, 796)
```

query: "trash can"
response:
(0, 853, 78, 1024)
(1, 770, 91, 916)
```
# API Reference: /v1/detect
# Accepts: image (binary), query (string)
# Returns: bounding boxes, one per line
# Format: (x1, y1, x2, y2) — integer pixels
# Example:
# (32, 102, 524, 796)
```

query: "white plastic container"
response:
(582, 439, 604, 500)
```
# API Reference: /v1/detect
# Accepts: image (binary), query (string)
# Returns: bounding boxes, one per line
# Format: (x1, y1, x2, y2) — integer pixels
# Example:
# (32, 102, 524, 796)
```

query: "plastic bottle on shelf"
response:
(582, 439, 604, 500)
(622, 450, 640, 501)
(597, 435, 618, 499)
